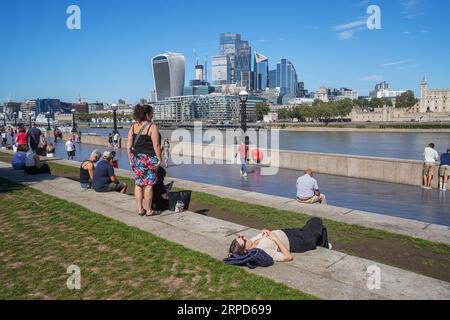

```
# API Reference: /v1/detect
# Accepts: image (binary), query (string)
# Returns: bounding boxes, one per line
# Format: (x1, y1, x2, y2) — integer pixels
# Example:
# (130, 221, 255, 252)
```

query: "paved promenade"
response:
(53, 159, 450, 245)
(0, 162, 449, 300)
(50, 143, 450, 226)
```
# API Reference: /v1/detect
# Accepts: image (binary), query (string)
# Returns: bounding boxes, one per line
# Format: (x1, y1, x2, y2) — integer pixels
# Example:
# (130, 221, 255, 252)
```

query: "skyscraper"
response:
(268, 69, 277, 88)
(254, 51, 269, 91)
(276, 58, 298, 96)
(219, 33, 251, 85)
(211, 55, 229, 85)
(152, 52, 185, 101)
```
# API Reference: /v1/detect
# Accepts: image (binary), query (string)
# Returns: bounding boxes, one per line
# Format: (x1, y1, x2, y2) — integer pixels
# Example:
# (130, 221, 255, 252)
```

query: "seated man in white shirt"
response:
(296, 169, 327, 205)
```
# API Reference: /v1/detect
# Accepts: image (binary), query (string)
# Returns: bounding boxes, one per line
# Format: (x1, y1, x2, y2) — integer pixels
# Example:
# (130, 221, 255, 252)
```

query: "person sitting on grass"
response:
(24, 150, 51, 175)
(92, 151, 127, 193)
(228, 217, 331, 263)
(79, 149, 102, 190)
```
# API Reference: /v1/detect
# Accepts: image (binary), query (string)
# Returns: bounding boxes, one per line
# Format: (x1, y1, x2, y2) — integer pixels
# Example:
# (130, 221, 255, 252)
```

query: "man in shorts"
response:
(92, 151, 127, 193)
(422, 143, 439, 190)
(439, 148, 450, 191)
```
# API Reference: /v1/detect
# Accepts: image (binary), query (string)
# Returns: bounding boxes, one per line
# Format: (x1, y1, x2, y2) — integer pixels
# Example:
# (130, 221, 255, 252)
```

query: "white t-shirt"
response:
(251, 230, 290, 262)
(65, 140, 75, 152)
(25, 151, 36, 167)
(296, 174, 319, 199)
(113, 133, 120, 141)
(423, 147, 439, 163)
(1, 132, 6, 138)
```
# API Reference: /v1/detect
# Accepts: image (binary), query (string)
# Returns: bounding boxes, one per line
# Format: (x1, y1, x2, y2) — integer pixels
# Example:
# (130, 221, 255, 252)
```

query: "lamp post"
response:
(239, 90, 248, 133)
(111, 104, 118, 134)
(71, 109, 77, 132)
(13, 112, 17, 127)
(29, 112, 34, 129)
(46, 112, 51, 131)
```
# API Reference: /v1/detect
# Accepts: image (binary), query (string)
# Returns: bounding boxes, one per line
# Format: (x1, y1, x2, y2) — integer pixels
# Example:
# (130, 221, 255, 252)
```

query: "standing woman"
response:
(16, 127, 29, 152)
(127, 104, 161, 216)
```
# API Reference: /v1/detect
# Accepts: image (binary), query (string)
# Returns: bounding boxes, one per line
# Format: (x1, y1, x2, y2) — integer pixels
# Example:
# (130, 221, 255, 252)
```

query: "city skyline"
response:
(1, 0, 449, 103)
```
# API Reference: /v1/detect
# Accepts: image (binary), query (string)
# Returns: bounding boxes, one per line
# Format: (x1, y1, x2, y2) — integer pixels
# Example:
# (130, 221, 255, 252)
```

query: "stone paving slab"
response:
(0, 163, 449, 300)
(47, 159, 450, 245)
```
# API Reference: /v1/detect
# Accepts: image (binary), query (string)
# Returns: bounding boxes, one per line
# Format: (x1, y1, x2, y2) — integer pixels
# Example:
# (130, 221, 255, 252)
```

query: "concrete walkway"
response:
(48, 159, 450, 245)
(0, 163, 449, 300)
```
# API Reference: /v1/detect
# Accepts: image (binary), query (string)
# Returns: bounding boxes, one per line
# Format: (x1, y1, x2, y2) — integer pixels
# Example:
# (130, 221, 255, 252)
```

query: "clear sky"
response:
(1, 0, 449, 103)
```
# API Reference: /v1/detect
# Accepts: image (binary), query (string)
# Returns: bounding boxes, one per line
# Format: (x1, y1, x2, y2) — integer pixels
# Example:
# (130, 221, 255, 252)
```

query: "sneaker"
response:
(242, 172, 248, 177)
(328, 243, 333, 250)
(239, 170, 243, 175)
(427, 186, 433, 190)
(421, 185, 428, 189)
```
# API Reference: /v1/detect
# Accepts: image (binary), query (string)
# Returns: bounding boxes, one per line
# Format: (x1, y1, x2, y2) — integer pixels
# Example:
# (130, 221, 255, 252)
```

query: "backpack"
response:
(12, 151, 27, 170)
(224, 248, 274, 269)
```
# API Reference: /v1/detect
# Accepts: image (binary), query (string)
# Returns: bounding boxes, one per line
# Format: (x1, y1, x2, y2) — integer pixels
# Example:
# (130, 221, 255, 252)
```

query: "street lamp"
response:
(111, 104, 118, 134)
(29, 112, 34, 129)
(71, 109, 77, 132)
(46, 112, 51, 131)
(239, 90, 249, 133)
(13, 112, 17, 127)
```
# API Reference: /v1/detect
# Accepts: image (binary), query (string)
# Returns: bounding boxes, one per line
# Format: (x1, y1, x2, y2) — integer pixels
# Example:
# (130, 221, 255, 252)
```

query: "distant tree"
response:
(395, 91, 418, 109)
(255, 103, 270, 121)
(355, 98, 370, 108)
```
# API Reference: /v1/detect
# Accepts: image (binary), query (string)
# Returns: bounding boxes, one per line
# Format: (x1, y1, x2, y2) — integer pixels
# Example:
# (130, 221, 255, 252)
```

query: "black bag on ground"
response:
(168, 190, 192, 211)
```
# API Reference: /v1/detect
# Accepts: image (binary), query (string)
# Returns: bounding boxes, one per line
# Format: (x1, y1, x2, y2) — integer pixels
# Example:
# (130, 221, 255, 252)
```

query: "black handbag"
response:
(168, 190, 192, 211)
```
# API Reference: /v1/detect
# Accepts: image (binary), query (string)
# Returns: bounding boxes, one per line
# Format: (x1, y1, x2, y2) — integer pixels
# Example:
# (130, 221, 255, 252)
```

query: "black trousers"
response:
(25, 164, 51, 175)
(282, 217, 329, 253)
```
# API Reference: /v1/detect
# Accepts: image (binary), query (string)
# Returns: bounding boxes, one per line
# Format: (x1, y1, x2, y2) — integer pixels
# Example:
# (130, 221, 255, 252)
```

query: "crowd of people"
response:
(5, 110, 450, 268)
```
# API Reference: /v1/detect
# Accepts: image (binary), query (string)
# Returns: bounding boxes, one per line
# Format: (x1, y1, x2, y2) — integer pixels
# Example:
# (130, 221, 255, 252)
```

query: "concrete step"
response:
(0, 163, 449, 300)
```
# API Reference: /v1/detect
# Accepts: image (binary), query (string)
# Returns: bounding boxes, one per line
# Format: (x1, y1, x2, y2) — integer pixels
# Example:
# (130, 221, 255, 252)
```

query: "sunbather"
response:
(228, 217, 331, 262)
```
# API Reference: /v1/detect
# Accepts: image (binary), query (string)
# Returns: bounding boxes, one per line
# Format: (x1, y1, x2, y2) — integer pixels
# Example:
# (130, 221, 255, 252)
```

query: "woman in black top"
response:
(127, 104, 162, 216)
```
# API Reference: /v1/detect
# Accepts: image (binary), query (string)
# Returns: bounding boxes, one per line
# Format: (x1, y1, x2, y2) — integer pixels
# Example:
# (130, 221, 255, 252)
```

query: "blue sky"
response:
(1, 0, 449, 103)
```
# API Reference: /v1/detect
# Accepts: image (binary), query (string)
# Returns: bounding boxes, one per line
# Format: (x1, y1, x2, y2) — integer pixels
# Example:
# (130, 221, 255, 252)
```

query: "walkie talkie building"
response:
(152, 52, 185, 101)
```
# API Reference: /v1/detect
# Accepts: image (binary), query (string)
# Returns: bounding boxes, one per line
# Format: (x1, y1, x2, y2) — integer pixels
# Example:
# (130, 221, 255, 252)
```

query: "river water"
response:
(77, 128, 450, 160)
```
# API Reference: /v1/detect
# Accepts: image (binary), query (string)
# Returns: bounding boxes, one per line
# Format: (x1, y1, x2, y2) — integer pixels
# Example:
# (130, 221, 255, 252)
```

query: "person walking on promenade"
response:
(127, 104, 162, 217)
(422, 143, 439, 190)
(438, 148, 450, 191)
(65, 138, 76, 160)
(53, 127, 59, 143)
(296, 169, 327, 205)
(236, 140, 249, 177)
(113, 131, 120, 148)
(108, 133, 113, 148)
(162, 138, 170, 168)
(27, 122, 42, 152)
(15, 127, 29, 152)
(77, 130, 82, 144)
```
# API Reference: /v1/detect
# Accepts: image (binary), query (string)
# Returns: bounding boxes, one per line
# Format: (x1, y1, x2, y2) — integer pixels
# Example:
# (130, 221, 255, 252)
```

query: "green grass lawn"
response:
(0, 177, 316, 300)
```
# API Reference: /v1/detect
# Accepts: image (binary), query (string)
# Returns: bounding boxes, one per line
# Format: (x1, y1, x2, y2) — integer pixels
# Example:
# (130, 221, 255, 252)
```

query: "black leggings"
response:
(282, 217, 329, 253)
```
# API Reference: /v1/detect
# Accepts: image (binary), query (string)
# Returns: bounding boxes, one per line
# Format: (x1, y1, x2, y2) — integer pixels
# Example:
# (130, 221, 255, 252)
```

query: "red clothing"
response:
(239, 143, 248, 159)
(17, 132, 28, 145)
